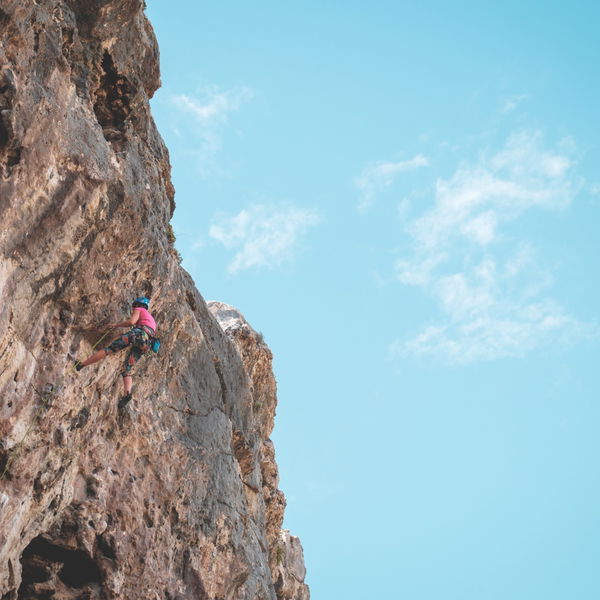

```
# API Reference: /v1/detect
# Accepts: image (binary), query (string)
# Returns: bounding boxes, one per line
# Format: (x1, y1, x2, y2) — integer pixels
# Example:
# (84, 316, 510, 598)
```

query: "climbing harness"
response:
(140, 324, 160, 353)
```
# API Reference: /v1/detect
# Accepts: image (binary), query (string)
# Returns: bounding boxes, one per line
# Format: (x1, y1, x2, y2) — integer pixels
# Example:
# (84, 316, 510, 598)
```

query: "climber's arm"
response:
(107, 309, 141, 329)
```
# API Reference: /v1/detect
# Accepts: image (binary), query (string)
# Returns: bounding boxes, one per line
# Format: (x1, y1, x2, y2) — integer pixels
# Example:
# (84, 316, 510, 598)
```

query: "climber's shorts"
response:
(104, 327, 151, 377)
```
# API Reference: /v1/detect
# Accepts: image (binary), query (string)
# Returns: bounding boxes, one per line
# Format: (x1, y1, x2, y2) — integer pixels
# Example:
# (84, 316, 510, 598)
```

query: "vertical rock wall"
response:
(0, 1, 309, 598)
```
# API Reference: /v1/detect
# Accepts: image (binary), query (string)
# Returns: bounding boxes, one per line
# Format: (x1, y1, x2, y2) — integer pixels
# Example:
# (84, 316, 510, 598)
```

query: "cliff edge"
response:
(0, 1, 309, 599)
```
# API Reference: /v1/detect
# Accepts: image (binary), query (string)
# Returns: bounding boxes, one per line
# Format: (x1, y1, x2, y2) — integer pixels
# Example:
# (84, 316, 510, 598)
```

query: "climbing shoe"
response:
(75, 363, 85, 372)
(118, 393, 132, 410)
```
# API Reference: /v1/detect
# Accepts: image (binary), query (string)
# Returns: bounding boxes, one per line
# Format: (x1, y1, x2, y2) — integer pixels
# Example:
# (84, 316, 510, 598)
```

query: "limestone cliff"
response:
(0, 1, 309, 599)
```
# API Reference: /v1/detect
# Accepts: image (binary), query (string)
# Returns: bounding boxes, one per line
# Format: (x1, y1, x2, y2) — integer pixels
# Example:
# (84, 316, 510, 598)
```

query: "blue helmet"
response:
(133, 296, 150, 308)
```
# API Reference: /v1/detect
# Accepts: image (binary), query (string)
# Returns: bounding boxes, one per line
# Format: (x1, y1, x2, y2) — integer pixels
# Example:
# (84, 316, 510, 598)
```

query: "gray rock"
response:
(0, 2, 309, 598)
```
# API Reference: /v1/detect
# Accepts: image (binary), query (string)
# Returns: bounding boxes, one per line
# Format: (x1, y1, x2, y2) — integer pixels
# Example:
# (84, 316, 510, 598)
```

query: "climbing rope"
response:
(72, 327, 114, 371)
(0, 327, 115, 482)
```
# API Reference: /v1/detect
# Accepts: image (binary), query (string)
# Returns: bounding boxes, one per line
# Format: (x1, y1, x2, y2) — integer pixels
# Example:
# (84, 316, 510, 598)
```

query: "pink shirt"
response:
(134, 307, 157, 332)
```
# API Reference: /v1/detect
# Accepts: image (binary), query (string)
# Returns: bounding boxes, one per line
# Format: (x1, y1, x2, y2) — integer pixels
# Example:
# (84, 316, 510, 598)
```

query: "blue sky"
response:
(145, 2, 600, 598)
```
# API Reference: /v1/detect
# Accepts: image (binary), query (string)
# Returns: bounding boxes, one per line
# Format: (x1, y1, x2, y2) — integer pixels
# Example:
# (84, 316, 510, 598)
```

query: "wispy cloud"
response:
(355, 155, 429, 212)
(169, 84, 253, 176)
(209, 203, 321, 273)
(395, 258, 588, 363)
(393, 130, 591, 363)
(172, 85, 253, 125)
(500, 94, 529, 113)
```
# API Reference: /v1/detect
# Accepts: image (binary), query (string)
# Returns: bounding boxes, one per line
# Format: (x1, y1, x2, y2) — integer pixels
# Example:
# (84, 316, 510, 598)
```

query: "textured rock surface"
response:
(273, 531, 309, 600)
(0, 2, 309, 599)
(207, 303, 309, 600)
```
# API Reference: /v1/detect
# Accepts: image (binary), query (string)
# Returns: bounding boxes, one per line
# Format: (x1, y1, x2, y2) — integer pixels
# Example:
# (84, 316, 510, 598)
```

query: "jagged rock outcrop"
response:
(207, 303, 309, 600)
(0, 2, 309, 599)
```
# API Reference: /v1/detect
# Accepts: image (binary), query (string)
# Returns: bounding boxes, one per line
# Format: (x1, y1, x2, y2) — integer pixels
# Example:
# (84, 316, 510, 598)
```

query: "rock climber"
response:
(75, 296, 157, 409)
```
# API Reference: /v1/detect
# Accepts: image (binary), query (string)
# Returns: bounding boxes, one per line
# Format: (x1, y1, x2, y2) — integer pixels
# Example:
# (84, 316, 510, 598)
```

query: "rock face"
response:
(206, 304, 309, 600)
(0, 2, 309, 599)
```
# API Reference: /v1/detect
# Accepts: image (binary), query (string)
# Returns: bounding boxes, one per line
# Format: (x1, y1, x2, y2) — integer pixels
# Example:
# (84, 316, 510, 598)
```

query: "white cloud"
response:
(589, 183, 600, 196)
(393, 251, 589, 363)
(355, 155, 429, 211)
(396, 253, 445, 286)
(398, 302, 585, 363)
(460, 211, 497, 245)
(404, 131, 578, 259)
(172, 85, 253, 125)
(500, 94, 528, 113)
(393, 130, 590, 363)
(490, 131, 572, 181)
(503, 243, 534, 279)
(209, 204, 321, 273)
(169, 84, 253, 176)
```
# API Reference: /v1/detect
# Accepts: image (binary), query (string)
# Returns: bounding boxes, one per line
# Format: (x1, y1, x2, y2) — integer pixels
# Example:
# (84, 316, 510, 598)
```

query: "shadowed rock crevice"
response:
(232, 429, 254, 480)
(63, 0, 108, 39)
(0, 68, 21, 177)
(18, 536, 102, 600)
(61, 27, 75, 61)
(181, 549, 209, 600)
(95, 534, 116, 561)
(93, 51, 134, 143)
(0, 448, 11, 481)
(0, 9, 11, 30)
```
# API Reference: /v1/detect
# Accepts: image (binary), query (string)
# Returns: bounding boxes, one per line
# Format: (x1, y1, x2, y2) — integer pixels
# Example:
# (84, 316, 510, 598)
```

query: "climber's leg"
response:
(118, 347, 141, 409)
(76, 332, 131, 372)
(76, 349, 107, 370)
